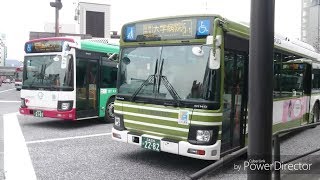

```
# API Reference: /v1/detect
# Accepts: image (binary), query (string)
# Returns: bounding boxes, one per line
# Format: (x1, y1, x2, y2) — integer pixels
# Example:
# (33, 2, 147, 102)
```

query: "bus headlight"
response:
(113, 114, 125, 131)
(58, 101, 73, 111)
(196, 130, 212, 142)
(188, 126, 218, 145)
(61, 103, 70, 110)
(115, 116, 121, 127)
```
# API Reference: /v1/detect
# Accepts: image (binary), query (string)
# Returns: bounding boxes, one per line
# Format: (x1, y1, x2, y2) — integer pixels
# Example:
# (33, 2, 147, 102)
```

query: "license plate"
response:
(141, 137, 160, 152)
(33, 110, 43, 117)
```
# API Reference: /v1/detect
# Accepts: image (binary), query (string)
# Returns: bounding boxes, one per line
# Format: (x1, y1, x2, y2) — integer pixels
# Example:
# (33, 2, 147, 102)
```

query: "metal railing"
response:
(189, 147, 247, 179)
(189, 121, 320, 180)
(273, 121, 320, 180)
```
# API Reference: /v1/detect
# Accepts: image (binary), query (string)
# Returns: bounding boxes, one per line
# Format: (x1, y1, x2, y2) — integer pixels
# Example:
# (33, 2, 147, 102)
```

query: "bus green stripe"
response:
(121, 106, 178, 118)
(124, 122, 188, 138)
(114, 104, 122, 111)
(115, 105, 224, 122)
(120, 101, 180, 110)
(191, 115, 222, 122)
(124, 114, 188, 129)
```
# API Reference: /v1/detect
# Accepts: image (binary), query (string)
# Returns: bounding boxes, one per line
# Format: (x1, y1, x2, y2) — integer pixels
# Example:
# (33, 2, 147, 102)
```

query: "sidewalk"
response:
(3, 113, 36, 180)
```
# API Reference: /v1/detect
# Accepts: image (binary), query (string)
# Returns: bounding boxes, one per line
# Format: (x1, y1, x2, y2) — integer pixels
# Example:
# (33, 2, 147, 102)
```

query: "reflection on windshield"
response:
(119, 45, 217, 103)
(119, 47, 160, 98)
(23, 55, 73, 91)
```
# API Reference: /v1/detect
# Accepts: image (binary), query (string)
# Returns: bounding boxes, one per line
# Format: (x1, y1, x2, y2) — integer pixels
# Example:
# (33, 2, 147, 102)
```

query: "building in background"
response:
(77, 1, 111, 38)
(301, 0, 320, 52)
(0, 33, 7, 67)
(29, 1, 116, 41)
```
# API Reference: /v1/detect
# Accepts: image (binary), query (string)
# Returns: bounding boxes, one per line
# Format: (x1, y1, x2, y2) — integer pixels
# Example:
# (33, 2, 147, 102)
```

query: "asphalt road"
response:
(1, 83, 320, 180)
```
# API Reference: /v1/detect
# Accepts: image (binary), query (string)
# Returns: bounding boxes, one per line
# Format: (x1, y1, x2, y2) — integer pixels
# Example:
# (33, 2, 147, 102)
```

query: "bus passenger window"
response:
(313, 69, 320, 92)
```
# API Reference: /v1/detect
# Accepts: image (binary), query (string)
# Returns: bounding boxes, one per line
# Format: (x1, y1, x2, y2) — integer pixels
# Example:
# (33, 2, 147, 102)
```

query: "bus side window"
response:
(313, 68, 320, 92)
(101, 61, 117, 88)
(273, 52, 281, 98)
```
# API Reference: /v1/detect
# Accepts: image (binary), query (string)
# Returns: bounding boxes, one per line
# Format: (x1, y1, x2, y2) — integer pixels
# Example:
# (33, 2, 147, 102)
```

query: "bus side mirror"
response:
(122, 57, 131, 65)
(208, 35, 222, 69)
(209, 48, 220, 69)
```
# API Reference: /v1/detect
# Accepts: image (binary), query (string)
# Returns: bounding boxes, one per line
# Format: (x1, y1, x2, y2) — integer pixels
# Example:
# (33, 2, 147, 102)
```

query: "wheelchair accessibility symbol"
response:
(26, 43, 32, 52)
(197, 20, 210, 36)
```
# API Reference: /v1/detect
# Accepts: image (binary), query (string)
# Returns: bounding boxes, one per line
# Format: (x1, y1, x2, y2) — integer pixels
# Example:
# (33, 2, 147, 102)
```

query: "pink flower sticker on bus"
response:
(282, 97, 307, 122)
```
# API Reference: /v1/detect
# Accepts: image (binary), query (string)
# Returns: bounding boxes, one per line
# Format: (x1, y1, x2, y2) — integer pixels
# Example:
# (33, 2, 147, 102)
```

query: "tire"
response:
(102, 96, 115, 123)
(312, 103, 319, 123)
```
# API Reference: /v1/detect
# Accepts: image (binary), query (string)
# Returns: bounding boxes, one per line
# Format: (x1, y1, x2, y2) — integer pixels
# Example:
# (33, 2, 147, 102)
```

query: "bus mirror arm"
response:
(208, 18, 223, 70)
(107, 53, 117, 61)
(209, 48, 221, 69)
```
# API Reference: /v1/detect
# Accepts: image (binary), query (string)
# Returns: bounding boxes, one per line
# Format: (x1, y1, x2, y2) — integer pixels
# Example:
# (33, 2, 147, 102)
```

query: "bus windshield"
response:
(23, 55, 73, 91)
(118, 45, 218, 104)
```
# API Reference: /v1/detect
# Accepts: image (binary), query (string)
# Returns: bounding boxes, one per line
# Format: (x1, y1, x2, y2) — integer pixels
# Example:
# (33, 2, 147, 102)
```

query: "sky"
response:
(0, 0, 301, 61)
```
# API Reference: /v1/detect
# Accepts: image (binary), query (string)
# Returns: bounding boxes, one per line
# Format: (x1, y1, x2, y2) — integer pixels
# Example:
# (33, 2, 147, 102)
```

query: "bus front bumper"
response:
(19, 107, 76, 120)
(112, 127, 221, 160)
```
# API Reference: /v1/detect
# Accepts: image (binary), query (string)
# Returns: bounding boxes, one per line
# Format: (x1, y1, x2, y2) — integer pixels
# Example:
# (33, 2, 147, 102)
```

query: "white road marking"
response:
(0, 88, 15, 94)
(26, 132, 112, 144)
(0, 100, 20, 103)
(4, 112, 37, 180)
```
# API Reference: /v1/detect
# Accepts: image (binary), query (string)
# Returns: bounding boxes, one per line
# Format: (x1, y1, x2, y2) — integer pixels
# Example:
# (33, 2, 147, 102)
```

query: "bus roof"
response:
(120, 14, 320, 62)
(26, 37, 75, 43)
(25, 37, 119, 54)
(80, 40, 119, 54)
(124, 14, 218, 25)
(222, 16, 320, 61)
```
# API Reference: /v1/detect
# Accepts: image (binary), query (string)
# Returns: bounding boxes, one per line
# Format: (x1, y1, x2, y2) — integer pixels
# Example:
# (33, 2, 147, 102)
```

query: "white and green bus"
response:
(112, 15, 320, 160)
(20, 37, 119, 122)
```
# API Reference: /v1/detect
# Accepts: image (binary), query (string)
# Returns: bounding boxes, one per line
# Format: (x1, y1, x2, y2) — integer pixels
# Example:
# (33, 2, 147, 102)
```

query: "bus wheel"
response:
(312, 103, 319, 123)
(103, 96, 115, 123)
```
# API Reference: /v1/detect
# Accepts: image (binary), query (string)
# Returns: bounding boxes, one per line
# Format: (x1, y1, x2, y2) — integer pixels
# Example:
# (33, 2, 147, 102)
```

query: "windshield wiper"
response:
(131, 59, 159, 102)
(130, 75, 155, 102)
(153, 59, 158, 93)
(158, 58, 181, 106)
(160, 75, 181, 106)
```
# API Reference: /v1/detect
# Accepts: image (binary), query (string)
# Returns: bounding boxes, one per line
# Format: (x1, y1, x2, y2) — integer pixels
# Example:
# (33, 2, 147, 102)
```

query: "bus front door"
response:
(75, 51, 99, 119)
(222, 50, 248, 153)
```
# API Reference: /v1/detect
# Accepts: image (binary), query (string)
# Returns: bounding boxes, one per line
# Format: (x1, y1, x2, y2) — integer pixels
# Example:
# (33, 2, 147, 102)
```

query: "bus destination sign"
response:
(123, 17, 213, 42)
(25, 40, 64, 53)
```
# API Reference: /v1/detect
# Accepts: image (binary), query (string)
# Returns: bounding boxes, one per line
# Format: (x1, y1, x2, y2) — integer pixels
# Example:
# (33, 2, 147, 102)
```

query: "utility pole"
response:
(248, 0, 274, 180)
(50, 0, 63, 37)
